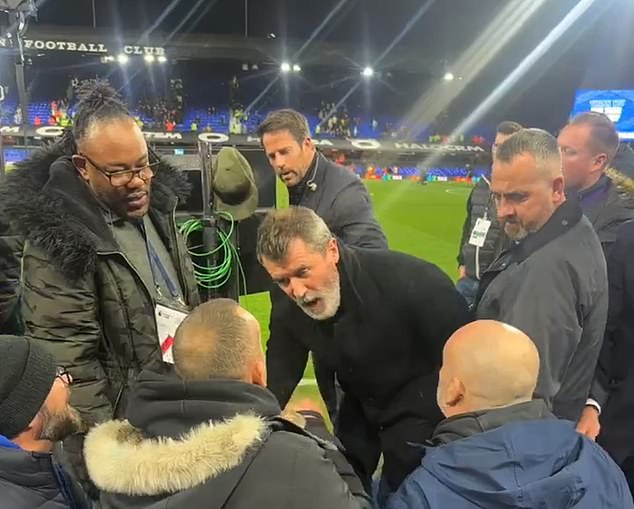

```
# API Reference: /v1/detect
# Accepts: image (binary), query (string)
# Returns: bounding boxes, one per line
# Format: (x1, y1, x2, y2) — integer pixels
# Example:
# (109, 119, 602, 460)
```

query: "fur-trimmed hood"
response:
(84, 414, 268, 496)
(607, 167, 634, 196)
(0, 140, 191, 280)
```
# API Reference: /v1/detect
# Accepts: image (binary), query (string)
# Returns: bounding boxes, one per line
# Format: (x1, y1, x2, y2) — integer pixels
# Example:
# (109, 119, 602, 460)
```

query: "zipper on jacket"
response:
(98, 250, 155, 302)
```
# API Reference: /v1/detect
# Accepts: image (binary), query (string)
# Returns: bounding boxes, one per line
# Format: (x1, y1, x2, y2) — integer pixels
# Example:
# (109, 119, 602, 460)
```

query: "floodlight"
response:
(281, 62, 291, 73)
(292, 64, 301, 72)
(362, 66, 374, 78)
(157, 55, 168, 63)
(443, 72, 455, 81)
(144, 54, 155, 63)
(117, 54, 129, 64)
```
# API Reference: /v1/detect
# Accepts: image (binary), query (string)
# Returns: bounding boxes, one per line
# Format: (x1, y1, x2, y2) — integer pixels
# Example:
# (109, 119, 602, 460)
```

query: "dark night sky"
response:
(24, 0, 634, 131)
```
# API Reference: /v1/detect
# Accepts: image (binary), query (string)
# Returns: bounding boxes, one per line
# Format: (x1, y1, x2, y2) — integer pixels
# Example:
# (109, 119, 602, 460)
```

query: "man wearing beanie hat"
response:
(0, 336, 89, 508)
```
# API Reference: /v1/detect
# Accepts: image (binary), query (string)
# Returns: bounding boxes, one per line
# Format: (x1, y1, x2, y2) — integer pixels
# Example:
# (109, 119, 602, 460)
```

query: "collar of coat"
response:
(431, 399, 554, 446)
(510, 198, 583, 264)
(84, 413, 269, 496)
(333, 242, 374, 319)
(0, 141, 191, 281)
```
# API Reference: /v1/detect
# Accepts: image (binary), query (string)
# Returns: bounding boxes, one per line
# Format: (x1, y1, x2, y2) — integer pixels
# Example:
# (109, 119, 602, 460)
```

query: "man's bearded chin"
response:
(38, 404, 84, 442)
(296, 271, 341, 320)
(504, 221, 529, 241)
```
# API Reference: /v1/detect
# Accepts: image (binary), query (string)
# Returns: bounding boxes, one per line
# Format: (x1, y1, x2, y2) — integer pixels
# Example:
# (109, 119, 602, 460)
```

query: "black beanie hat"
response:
(0, 336, 57, 438)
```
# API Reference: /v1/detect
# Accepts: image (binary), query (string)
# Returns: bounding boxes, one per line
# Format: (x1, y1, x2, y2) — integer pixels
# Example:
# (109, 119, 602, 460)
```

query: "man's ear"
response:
(553, 175, 565, 200)
(251, 358, 267, 387)
(71, 155, 89, 182)
(593, 152, 609, 172)
(327, 237, 339, 264)
(445, 377, 465, 409)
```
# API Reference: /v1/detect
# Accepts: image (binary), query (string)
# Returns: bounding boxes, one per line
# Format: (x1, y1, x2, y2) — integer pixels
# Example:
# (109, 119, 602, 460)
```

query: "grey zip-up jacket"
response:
(476, 200, 608, 421)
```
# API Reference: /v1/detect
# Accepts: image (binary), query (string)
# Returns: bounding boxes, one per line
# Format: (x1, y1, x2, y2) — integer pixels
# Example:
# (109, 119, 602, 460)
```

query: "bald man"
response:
(476, 129, 608, 422)
(386, 321, 633, 509)
(84, 299, 371, 509)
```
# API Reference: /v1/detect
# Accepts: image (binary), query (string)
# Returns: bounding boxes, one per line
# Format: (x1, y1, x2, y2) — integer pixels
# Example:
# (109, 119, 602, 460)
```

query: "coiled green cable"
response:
(178, 212, 248, 293)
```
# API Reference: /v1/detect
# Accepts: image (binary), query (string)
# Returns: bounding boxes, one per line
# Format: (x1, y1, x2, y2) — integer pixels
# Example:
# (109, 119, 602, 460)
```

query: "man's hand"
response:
(576, 405, 601, 441)
(458, 265, 467, 279)
(281, 398, 325, 429)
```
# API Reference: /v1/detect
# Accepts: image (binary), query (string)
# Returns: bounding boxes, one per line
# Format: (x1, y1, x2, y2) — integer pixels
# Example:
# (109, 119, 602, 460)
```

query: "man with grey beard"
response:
(257, 206, 470, 495)
(476, 129, 608, 423)
(0, 336, 88, 508)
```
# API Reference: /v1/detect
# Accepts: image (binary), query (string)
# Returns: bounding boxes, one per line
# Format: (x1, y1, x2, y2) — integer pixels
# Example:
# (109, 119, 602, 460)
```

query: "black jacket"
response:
(84, 371, 371, 509)
(575, 173, 634, 257)
(267, 243, 471, 424)
(290, 152, 387, 249)
(457, 176, 507, 280)
(597, 221, 634, 464)
(0, 142, 200, 493)
(0, 438, 89, 509)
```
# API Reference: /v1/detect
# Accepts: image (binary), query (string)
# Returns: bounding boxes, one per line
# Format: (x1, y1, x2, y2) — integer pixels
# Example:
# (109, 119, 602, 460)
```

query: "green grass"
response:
(239, 180, 471, 409)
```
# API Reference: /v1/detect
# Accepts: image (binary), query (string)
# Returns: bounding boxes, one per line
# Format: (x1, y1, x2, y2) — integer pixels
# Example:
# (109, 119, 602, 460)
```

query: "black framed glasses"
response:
(56, 366, 73, 385)
(78, 152, 161, 188)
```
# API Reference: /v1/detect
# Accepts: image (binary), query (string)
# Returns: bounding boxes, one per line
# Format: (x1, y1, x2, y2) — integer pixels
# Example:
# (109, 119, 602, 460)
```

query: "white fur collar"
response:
(84, 415, 268, 496)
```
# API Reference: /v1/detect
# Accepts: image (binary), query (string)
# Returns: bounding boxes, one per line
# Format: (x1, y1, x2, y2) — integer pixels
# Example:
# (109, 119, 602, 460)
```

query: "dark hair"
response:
(496, 121, 523, 136)
(568, 112, 619, 165)
(256, 109, 311, 144)
(496, 128, 560, 170)
(67, 81, 131, 149)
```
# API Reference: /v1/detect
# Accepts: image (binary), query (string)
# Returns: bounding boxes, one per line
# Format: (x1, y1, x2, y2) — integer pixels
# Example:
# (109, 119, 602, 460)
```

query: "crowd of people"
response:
(1, 82, 634, 509)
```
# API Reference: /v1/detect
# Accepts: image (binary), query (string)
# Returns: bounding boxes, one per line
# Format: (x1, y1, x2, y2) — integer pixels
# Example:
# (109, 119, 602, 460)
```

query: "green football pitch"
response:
(238, 180, 472, 408)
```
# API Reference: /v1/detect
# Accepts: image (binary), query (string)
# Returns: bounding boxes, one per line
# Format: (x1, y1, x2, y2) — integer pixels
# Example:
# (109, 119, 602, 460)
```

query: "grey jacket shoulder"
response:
(300, 154, 387, 249)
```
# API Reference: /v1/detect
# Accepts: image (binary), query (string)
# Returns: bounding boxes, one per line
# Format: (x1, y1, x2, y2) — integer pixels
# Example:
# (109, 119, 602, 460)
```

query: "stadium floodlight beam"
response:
(157, 55, 168, 63)
(280, 61, 291, 73)
(117, 54, 129, 65)
(443, 72, 455, 81)
(362, 66, 374, 78)
(144, 54, 155, 63)
(292, 63, 301, 72)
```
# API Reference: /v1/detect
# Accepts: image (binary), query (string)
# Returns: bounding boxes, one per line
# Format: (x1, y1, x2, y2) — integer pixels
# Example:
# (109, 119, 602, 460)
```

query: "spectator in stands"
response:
(84, 299, 371, 509)
(456, 121, 522, 307)
(47, 115, 57, 126)
(13, 106, 22, 126)
(257, 109, 387, 425)
(386, 320, 633, 509)
(258, 206, 470, 494)
(476, 129, 607, 422)
(588, 221, 634, 492)
(0, 336, 90, 509)
(33, 116, 41, 127)
(0, 81, 199, 496)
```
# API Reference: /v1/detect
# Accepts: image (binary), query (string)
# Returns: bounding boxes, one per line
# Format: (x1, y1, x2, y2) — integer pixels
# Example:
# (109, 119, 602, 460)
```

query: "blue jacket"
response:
(386, 401, 633, 509)
(0, 435, 88, 509)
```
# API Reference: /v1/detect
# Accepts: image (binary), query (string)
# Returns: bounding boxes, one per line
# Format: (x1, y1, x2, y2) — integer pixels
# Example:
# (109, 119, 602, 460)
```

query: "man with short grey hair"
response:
(476, 128, 608, 422)
(258, 206, 471, 494)
(258, 108, 387, 424)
